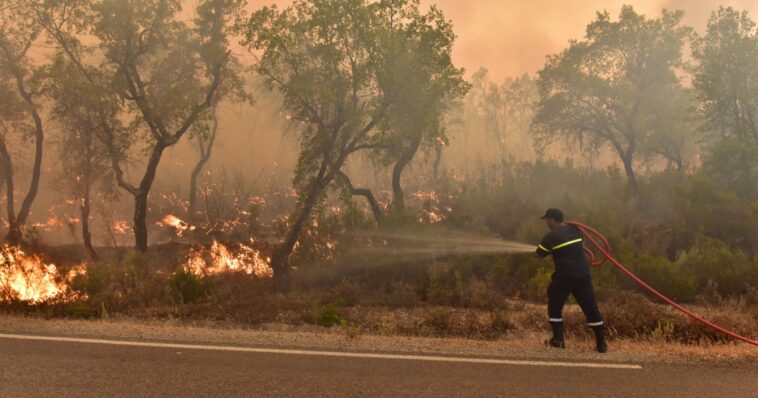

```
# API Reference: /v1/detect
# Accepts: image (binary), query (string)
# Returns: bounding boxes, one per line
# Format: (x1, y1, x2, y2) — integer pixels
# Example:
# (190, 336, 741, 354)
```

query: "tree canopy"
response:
(533, 5, 692, 189)
(242, 0, 466, 276)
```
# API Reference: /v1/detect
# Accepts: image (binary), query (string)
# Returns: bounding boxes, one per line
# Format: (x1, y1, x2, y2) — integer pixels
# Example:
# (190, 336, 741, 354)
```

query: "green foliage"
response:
(73, 251, 168, 310)
(625, 253, 697, 301)
(170, 270, 211, 304)
(241, 0, 467, 269)
(681, 238, 757, 297)
(311, 301, 346, 327)
(693, 7, 758, 151)
(533, 5, 694, 188)
(693, 7, 758, 199)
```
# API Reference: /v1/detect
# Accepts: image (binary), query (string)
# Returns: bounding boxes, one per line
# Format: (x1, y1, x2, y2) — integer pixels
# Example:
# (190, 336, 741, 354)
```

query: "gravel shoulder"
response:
(1, 314, 755, 365)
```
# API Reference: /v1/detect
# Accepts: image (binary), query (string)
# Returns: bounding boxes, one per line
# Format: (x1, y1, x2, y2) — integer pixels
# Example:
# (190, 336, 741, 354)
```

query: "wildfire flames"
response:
(0, 245, 86, 304)
(159, 214, 196, 236)
(185, 240, 273, 278)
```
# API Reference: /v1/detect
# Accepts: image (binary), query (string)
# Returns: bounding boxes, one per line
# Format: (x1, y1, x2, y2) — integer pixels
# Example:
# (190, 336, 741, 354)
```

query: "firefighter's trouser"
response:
(547, 273, 603, 327)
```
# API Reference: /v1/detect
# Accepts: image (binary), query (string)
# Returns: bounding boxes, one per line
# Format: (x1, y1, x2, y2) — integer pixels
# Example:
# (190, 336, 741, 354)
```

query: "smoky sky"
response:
(18, 0, 758, 241)
(427, 0, 758, 79)
(236, 0, 758, 80)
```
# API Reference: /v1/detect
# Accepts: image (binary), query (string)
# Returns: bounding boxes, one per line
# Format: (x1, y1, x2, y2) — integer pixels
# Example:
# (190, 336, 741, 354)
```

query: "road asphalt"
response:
(0, 334, 756, 397)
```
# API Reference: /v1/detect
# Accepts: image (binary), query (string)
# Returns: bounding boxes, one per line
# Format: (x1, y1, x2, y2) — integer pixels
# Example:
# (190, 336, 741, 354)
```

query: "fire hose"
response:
(565, 221, 758, 347)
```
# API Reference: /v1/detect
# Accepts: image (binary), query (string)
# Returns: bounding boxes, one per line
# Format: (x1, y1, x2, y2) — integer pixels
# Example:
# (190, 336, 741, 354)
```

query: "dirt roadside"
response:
(1, 314, 755, 365)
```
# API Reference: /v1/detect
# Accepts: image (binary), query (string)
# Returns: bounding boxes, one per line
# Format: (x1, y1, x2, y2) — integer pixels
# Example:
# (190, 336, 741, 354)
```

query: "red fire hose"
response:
(566, 221, 758, 346)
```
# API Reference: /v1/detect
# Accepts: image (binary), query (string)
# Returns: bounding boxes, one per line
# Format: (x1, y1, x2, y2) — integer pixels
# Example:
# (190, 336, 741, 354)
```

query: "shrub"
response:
(311, 302, 346, 327)
(170, 270, 211, 303)
(681, 237, 757, 297)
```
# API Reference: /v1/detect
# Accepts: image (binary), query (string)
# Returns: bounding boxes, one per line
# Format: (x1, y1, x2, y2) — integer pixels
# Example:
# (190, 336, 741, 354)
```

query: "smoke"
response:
(11, 0, 758, 246)
(420, 0, 758, 79)
(347, 229, 535, 260)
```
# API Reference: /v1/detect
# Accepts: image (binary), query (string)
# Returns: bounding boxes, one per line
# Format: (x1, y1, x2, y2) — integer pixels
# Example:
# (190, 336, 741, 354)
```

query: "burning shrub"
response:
(184, 240, 273, 278)
(0, 245, 86, 304)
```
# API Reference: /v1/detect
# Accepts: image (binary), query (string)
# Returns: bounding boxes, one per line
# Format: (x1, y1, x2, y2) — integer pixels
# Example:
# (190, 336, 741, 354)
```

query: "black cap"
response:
(540, 208, 564, 222)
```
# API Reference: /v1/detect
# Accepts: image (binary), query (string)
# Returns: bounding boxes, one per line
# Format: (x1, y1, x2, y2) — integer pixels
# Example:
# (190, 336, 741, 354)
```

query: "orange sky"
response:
(241, 0, 758, 80)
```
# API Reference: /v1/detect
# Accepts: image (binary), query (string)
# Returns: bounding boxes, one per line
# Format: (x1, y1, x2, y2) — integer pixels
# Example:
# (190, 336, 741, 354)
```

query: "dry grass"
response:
(3, 244, 756, 351)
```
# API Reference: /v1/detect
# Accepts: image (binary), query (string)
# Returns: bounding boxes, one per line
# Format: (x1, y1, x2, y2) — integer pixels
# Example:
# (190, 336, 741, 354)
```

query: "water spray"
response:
(349, 230, 535, 258)
(351, 223, 758, 346)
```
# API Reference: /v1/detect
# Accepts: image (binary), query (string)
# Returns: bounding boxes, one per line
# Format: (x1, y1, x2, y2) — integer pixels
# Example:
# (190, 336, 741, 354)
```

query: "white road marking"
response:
(0, 333, 642, 370)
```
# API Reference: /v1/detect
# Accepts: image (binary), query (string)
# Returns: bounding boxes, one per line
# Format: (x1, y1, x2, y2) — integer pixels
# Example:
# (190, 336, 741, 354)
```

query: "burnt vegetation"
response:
(0, 1, 757, 345)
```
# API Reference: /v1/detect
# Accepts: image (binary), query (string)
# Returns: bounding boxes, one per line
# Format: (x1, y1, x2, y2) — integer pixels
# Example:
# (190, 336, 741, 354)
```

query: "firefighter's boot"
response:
(592, 325, 608, 353)
(549, 321, 565, 348)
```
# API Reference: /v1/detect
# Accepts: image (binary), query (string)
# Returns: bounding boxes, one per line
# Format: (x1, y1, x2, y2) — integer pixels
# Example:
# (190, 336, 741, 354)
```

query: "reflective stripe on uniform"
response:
(538, 244, 550, 252)
(549, 318, 563, 322)
(552, 238, 583, 250)
(588, 321, 604, 327)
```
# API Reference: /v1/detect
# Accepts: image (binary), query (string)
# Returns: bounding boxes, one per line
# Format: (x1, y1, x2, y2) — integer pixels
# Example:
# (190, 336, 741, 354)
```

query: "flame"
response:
(185, 240, 273, 278)
(159, 214, 195, 236)
(420, 210, 445, 224)
(31, 217, 62, 229)
(112, 220, 130, 234)
(0, 245, 86, 304)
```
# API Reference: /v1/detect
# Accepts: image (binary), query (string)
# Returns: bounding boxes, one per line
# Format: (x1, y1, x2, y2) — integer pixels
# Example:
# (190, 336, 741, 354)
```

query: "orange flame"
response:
(185, 240, 273, 278)
(159, 214, 196, 236)
(0, 246, 86, 304)
(112, 220, 130, 234)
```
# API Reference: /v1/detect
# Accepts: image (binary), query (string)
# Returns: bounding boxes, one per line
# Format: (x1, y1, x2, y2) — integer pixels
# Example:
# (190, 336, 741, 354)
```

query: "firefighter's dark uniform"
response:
(537, 224, 606, 350)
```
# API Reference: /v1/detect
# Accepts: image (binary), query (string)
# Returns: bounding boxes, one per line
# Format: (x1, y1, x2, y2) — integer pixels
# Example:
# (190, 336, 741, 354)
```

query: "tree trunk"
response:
(391, 135, 422, 214)
(433, 144, 443, 180)
(15, 104, 44, 227)
(271, 179, 325, 280)
(270, 154, 347, 289)
(133, 144, 167, 253)
(81, 182, 98, 261)
(621, 154, 639, 191)
(269, 116, 380, 288)
(337, 170, 382, 222)
(4, 51, 45, 230)
(188, 104, 219, 223)
(0, 137, 19, 244)
(134, 190, 150, 253)
(0, 49, 45, 242)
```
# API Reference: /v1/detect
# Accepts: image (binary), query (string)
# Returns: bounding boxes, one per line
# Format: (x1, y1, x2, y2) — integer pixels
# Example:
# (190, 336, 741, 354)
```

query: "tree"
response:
(36, 0, 238, 252)
(467, 68, 506, 159)
(369, 3, 468, 216)
(0, 1, 46, 244)
(533, 6, 691, 190)
(693, 6, 758, 196)
(642, 87, 698, 171)
(188, 102, 220, 224)
(448, 69, 537, 169)
(186, 0, 249, 225)
(46, 57, 118, 260)
(242, 0, 465, 280)
(500, 74, 540, 160)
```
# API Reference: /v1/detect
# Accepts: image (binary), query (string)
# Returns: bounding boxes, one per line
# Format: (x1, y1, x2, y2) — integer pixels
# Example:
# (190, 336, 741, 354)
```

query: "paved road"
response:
(0, 335, 755, 397)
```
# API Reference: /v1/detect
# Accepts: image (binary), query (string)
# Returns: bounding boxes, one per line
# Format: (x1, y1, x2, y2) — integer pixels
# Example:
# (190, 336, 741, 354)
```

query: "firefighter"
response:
(536, 208, 607, 353)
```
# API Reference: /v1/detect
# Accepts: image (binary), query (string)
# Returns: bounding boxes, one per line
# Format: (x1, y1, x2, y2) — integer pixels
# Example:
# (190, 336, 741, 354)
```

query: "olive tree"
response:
(242, 0, 465, 279)
(0, 0, 46, 244)
(35, 0, 240, 252)
(693, 6, 758, 197)
(533, 6, 691, 190)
